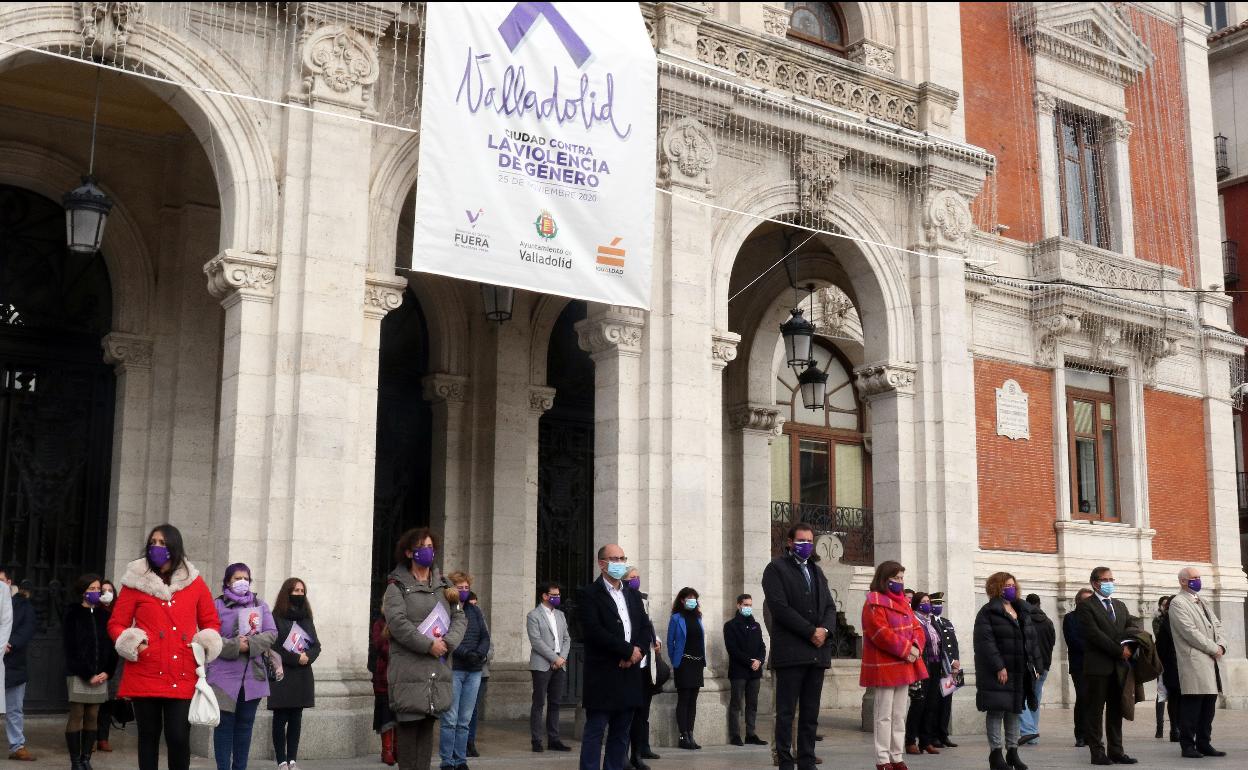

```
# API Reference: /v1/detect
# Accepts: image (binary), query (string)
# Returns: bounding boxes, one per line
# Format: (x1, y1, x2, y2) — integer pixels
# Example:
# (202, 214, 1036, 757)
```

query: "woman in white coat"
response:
(1167, 567, 1227, 760)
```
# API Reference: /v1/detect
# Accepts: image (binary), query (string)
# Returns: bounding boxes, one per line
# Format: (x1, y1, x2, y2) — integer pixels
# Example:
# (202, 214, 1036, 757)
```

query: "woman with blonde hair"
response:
(973, 572, 1041, 770)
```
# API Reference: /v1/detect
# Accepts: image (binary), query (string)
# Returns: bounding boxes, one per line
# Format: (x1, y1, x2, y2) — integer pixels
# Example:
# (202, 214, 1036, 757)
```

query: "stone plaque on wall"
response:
(996, 379, 1030, 440)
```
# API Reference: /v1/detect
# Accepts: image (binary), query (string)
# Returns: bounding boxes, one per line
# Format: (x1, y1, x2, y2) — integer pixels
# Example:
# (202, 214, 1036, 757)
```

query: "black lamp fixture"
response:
(63, 69, 113, 255)
(779, 234, 815, 368)
(480, 283, 514, 323)
(798, 356, 829, 410)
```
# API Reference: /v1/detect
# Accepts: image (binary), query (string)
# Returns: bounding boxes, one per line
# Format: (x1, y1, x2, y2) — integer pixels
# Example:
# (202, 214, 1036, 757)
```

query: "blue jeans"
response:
(1019, 669, 1048, 736)
(5, 684, 26, 752)
(468, 677, 487, 743)
(439, 670, 482, 767)
(213, 696, 260, 770)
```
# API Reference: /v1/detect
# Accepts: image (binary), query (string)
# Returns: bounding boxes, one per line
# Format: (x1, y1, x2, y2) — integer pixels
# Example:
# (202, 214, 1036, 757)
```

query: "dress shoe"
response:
(631, 756, 651, 770)
(731, 736, 744, 746)
(640, 749, 660, 759)
(923, 745, 940, 754)
(892, 762, 909, 770)
(454, 764, 469, 770)
(7, 747, 36, 761)
(678, 732, 696, 751)
(1170, 729, 1180, 743)
(1108, 754, 1138, 764)
(96, 741, 112, 753)
(906, 744, 921, 755)
(1090, 750, 1112, 766)
(875, 765, 891, 770)
(746, 735, 768, 746)
(1075, 738, 1087, 748)
(467, 741, 480, 758)
(941, 738, 958, 748)
(548, 741, 572, 752)
(1180, 746, 1204, 758)
(531, 741, 544, 753)
(814, 758, 823, 765)
(1018, 733, 1039, 746)
(1006, 748, 1028, 770)
(1197, 746, 1226, 757)
(815, 734, 824, 741)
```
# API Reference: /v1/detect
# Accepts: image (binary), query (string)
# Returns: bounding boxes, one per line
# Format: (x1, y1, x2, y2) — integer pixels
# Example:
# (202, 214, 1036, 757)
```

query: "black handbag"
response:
(649, 650, 671, 694)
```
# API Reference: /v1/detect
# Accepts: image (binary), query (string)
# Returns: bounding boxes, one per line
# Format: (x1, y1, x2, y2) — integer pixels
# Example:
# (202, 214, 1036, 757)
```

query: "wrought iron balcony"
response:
(1226, 240, 1240, 286)
(1216, 134, 1230, 180)
(770, 501, 874, 566)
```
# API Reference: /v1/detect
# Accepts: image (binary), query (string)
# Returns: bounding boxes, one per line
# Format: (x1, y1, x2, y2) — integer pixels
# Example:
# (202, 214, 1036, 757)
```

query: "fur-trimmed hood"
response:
(120, 557, 201, 601)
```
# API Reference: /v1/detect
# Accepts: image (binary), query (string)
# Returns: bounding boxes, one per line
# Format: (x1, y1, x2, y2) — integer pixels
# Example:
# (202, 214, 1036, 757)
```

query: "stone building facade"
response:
(0, 1, 1244, 758)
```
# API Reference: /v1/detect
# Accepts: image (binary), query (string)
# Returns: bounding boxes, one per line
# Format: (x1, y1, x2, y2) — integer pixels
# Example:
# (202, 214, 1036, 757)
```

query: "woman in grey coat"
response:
(383, 528, 467, 770)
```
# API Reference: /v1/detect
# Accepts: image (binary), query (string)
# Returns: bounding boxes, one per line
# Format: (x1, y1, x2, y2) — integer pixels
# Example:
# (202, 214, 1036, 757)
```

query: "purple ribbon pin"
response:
(498, 2, 591, 67)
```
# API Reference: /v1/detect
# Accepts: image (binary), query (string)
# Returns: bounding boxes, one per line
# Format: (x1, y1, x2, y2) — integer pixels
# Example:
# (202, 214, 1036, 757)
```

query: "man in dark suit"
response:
(1074, 567, 1139, 766)
(761, 522, 837, 770)
(578, 544, 653, 770)
(1063, 587, 1095, 747)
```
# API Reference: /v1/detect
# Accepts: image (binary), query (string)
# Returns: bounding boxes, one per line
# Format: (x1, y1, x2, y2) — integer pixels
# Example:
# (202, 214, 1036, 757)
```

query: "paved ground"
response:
(17, 707, 1248, 768)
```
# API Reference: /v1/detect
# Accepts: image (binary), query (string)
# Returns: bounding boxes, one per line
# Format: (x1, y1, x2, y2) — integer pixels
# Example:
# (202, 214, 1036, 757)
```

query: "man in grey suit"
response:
(528, 581, 573, 752)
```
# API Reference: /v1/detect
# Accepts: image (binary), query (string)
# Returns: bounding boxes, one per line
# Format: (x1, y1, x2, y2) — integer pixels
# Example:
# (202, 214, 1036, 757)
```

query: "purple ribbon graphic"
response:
(498, 2, 591, 67)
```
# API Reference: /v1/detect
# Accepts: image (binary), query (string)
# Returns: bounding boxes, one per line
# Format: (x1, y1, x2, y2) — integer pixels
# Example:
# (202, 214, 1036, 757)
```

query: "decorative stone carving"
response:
(847, 41, 897, 74)
(661, 118, 717, 191)
(299, 24, 380, 110)
(1017, 2, 1154, 86)
(1031, 237, 1173, 292)
(364, 273, 407, 320)
(575, 307, 646, 358)
(1112, 118, 1133, 141)
(1091, 323, 1122, 364)
(762, 4, 793, 38)
(813, 286, 858, 337)
(794, 144, 844, 214)
(728, 404, 782, 433)
(711, 330, 741, 370)
(204, 250, 278, 304)
(101, 332, 153, 371)
(1034, 313, 1082, 368)
(924, 189, 974, 252)
(1140, 333, 1182, 386)
(1035, 90, 1058, 116)
(80, 2, 143, 55)
(528, 386, 557, 414)
(422, 373, 469, 404)
(853, 362, 917, 399)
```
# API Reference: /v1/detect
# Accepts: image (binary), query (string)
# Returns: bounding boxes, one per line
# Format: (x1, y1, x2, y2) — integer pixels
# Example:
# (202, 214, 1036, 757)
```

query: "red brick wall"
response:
(1224, 181, 1248, 338)
(1145, 389, 1211, 562)
(1125, 9, 1196, 285)
(975, 359, 1057, 552)
(960, 2, 1043, 243)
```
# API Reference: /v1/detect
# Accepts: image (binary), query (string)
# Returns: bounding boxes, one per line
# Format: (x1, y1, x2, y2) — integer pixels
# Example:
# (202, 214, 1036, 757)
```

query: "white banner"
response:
(411, 2, 657, 310)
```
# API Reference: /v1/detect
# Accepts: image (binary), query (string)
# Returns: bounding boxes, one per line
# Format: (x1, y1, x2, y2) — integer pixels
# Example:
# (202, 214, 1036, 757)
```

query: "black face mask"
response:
(289, 595, 307, 609)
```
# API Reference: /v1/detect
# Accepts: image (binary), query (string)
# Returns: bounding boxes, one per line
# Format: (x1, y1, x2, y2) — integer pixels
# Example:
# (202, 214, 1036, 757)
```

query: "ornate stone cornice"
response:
(422, 373, 469, 405)
(660, 117, 716, 192)
(761, 3, 792, 39)
(575, 307, 646, 359)
(528, 386, 557, 414)
(727, 403, 782, 433)
(853, 362, 917, 399)
(711, 330, 741, 371)
(364, 273, 407, 320)
(1016, 2, 1154, 86)
(204, 250, 278, 305)
(847, 40, 896, 74)
(101, 331, 153, 371)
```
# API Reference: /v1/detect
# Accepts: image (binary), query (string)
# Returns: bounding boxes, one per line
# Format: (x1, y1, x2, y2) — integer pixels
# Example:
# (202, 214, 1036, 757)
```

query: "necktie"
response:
(801, 562, 811, 589)
(1103, 599, 1115, 622)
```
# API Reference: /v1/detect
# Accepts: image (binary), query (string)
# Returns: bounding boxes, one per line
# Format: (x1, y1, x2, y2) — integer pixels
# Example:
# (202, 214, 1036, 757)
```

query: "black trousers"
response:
(940, 689, 953, 740)
(629, 685, 653, 754)
(1178, 694, 1217, 750)
(904, 669, 943, 747)
(728, 678, 761, 740)
(396, 716, 436, 770)
(676, 687, 700, 733)
(1070, 672, 1087, 741)
(272, 707, 304, 764)
(1082, 672, 1124, 757)
(96, 700, 111, 741)
(132, 697, 192, 770)
(579, 708, 632, 770)
(773, 665, 823, 770)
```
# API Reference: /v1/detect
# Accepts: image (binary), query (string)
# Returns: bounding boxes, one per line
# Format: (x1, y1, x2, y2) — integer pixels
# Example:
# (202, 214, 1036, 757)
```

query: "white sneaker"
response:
(288, 762, 300, 770)
(278, 764, 289, 770)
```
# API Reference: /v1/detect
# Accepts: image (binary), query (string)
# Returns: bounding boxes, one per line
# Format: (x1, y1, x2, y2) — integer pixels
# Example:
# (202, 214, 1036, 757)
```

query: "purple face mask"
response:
(1002, 586, 1018, 602)
(792, 541, 815, 560)
(932, 605, 944, 616)
(148, 545, 171, 568)
(548, 595, 561, 608)
(85, 591, 101, 606)
(626, 577, 641, 591)
(918, 603, 932, 614)
(412, 546, 436, 567)
(458, 588, 471, 603)
(1187, 578, 1202, 593)
(888, 580, 904, 595)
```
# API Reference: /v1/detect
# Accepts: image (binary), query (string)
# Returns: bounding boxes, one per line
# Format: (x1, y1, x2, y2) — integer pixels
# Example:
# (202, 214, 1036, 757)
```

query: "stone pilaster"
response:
(725, 403, 782, 607)
(422, 372, 471, 572)
(101, 331, 154, 583)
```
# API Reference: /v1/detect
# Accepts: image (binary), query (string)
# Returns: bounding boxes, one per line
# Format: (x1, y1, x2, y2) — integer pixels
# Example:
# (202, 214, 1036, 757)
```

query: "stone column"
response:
(853, 363, 918, 568)
(1035, 91, 1062, 239)
(102, 332, 154, 582)
(422, 373, 471, 570)
(725, 404, 781, 607)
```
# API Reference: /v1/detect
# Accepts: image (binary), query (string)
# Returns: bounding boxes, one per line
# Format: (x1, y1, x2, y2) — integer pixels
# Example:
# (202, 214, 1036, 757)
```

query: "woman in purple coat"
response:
(206, 563, 278, 770)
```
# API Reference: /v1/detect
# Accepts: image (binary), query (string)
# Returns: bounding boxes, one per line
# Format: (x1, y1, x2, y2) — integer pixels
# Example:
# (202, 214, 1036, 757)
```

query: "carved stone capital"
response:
(528, 385, 557, 414)
(924, 189, 974, 252)
(364, 273, 407, 320)
(575, 307, 646, 359)
(847, 41, 896, 74)
(1141, 333, 1182, 386)
(204, 250, 278, 305)
(728, 403, 782, 433)
(761, 4, 793, 38)
(794, 141, 845, 214)
(1111, 118, 1133, 141)
(711, 330, 741, 371)
(1033, 313, 1082, 368)
(853, 362, 916, 399)
(1035, 90, 1058, 116)
(660, 117, 716, 192)
(293, 3, 392, 114)
(80, 2, 143, 57)
(422, 373, 469, 405)
(101, 332, 153, 371)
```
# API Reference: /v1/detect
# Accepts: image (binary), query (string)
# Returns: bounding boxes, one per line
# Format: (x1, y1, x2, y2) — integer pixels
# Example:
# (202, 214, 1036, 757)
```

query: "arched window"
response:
(786, 2, 847, 55)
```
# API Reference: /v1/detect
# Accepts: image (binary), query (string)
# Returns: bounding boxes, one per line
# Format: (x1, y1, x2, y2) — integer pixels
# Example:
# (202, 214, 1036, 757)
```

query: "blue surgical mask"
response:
(606, 562, 630, 581)
(740, 606, 753, 618)
(1098, 581, 1115, 597)
(684, 598, 698, 611)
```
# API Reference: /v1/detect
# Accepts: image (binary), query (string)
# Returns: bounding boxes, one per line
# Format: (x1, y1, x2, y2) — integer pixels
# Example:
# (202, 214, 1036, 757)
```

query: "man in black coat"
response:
(930, 594, 961, 748)
(724, 593, 767, 747)
(1063, 587, 1094, 747)
(1018, 594, 1056, 745)
(2, 570, 37, 761)
(1075, 567, 1140, 766)
(761, 522, 837, 770)
(578, 544, 654, 770)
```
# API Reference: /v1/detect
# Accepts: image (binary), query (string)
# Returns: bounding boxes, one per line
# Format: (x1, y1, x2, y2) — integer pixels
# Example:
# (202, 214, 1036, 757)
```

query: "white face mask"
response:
(101, 590, 115, 604)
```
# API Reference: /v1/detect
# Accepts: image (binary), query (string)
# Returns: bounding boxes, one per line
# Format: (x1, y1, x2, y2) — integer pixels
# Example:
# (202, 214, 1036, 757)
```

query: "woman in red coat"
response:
(860, 561, 927, 770)
(107, 524, 222, 770)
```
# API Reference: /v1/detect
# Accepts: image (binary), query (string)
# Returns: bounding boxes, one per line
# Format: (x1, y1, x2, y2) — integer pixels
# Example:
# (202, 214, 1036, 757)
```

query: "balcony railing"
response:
(1216, 134, 1230, 180)
(770, 501, 874, 566)
(1226, 240, 1240, 285)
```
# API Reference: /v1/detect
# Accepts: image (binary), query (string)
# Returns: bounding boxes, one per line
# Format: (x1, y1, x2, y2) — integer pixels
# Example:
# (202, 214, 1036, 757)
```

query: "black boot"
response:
(1005, 747, 1028, 770)
(690, 731, 701, 750)
(678, 732, 695, 750)
(81, 730, 97, 770)
(1155, 702, 1164, 739)
(65, 731, 83, 770)
(989, 748, 1009, 770)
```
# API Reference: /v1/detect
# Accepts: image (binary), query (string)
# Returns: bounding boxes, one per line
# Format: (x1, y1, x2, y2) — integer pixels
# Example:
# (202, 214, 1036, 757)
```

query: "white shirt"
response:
(605, 578, 632, 643)
(543, 604, 562, 655)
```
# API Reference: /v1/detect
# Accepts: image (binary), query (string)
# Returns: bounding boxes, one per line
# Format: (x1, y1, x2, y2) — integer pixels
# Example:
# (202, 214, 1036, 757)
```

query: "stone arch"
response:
(529, 293, 574, 386)
(0, 142, 153, 335)
(840, 2, 897, 50)
(369, 131, 420, 275)
(0, 7, 278, 254)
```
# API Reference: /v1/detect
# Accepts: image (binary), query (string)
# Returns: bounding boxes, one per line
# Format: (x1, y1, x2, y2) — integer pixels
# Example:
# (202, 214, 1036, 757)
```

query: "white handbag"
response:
(188, 641, 221, 727)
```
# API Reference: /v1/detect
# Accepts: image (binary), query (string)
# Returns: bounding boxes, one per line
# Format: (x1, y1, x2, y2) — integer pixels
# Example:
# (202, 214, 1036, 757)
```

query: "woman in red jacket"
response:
(107, 524, 222, 770)
(860, 561, 927, 770)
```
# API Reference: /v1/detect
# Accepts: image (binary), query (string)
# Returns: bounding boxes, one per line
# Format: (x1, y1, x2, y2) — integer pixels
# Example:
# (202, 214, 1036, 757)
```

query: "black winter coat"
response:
(63, 605, 118, 683)
(932, 615, 960, 671)
(1155, 611, 1181, 696)
(267, 613, 321, 710)
(452, 603, 492, 673)
(1027, 604, 1056, 673)
(1062, 609, 1085, 677)
(723, 613, 767, 680)
(761, 554, 837, 669)
(577, 577, 653, 712)
(972, 598, 1039, 714)
(3, 594, 36, 688)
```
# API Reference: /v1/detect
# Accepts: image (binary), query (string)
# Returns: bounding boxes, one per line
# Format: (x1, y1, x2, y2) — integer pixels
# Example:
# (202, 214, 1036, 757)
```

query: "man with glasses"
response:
(578, 544, 653, 770)
(527, 581, 572, 753)
(762, 523, 837, 770)
(1074, 566, 1139, 765)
